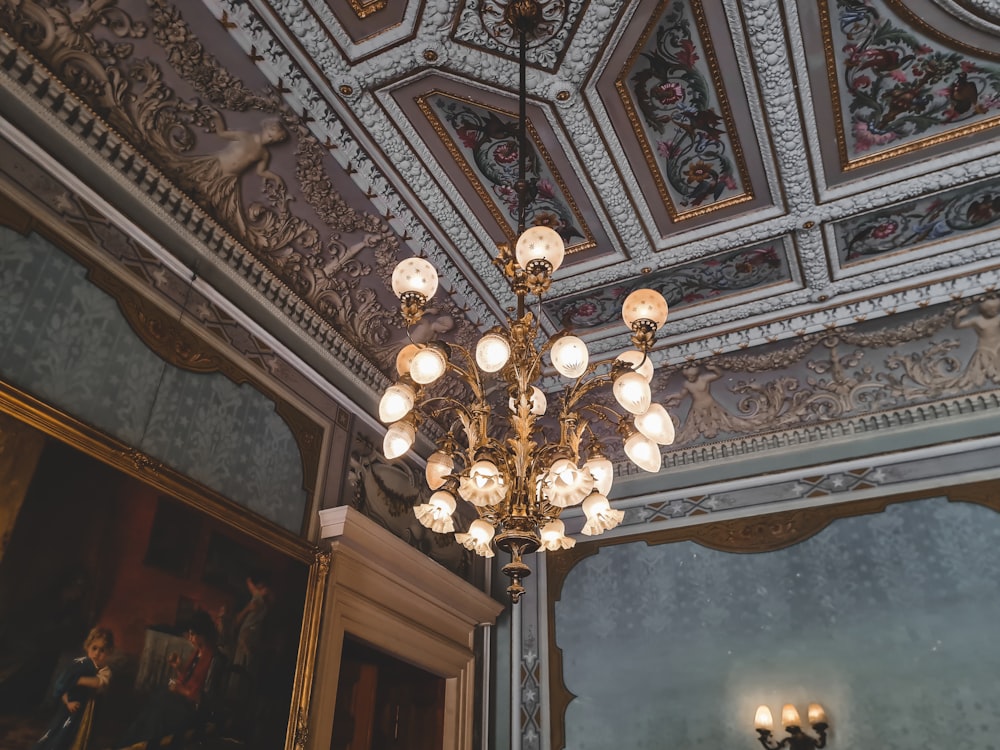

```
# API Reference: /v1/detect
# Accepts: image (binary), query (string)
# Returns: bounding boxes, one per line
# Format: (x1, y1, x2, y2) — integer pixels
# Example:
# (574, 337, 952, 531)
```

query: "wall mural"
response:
(423, 93, 590, 248)
(650, 294, 1000, 460)
(832, 174, 1000, 262)
(546, 240, 788, 329)
(619, 0, 748, 217)
(828, 0, 1000, 159)
(0, 0, 478, 376)
(551, 495, 1000, 749)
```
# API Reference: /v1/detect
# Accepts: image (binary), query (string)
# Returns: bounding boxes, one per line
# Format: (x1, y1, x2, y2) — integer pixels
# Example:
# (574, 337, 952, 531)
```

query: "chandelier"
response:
(379, 0, 673, 602)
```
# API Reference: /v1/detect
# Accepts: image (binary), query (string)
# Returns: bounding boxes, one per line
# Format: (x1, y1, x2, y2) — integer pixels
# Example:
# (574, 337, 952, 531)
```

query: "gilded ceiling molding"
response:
(545, 478, 1000, 750)
(349, 0, 388, 20)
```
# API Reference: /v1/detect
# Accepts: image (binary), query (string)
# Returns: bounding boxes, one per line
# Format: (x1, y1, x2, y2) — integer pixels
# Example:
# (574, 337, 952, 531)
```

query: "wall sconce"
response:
(754, 703, 829, 749)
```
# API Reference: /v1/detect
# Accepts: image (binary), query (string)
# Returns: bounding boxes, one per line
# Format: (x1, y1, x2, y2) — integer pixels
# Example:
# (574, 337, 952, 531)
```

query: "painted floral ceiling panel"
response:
(617, 0, 752, 221)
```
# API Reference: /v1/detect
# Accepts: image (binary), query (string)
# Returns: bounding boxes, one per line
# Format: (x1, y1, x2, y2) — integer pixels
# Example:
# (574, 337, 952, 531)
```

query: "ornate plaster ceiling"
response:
(0, 0, 999, 504)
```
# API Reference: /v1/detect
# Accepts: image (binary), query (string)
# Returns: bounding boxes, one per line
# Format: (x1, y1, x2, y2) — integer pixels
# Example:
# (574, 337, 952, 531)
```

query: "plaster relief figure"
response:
(952, 296, 1000, 387)
(180, 113, 289, 237)
(673, 364, 748, 444)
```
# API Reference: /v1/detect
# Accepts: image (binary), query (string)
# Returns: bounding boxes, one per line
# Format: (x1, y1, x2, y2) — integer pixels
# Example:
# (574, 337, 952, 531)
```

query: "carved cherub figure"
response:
(952, 296, 1000, 388)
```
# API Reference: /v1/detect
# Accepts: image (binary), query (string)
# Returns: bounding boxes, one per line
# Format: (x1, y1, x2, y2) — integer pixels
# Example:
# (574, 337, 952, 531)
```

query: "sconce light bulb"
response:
(754, 705, 773, 732)
(781, 704, 801, 730)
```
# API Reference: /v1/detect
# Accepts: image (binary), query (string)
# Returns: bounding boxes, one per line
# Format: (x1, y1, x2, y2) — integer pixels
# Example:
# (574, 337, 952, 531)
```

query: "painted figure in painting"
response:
(118, 611, 219, 749)
(32, 627, 113, 750)
(952, 296, 1000, 387)
(229, 572, 273, 701)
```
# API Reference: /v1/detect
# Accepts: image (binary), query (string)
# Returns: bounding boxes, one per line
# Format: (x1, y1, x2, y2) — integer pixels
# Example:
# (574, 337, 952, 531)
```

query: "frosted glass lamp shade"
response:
(544, 458, 594, 508)
(584, 455, 614, 496)
(378, 383, 416, 423)
(476, 332, 511, 372)
(621, 288, 668, 330)
(395, 343, 420, 376)
(391, 257, 439, 300)
(550, 335, 589, 378)
(807, 704, 826, 726)
(409, 345, 447, 384)
(425, 450, 454, 490)
(455, 519, 496, 557)
(515, 225, 565, 272)
(613, 370, 652, 415)
(540, 519, 576, 551)
(634, 403, 676, 445)
(615, 349, 654, 382)
(580, 492, 624, 536)
(459, 459, 506, 506)
(413, 491, 456, 533)
(754, 706, 774, 732)
(624, 431, 661, 472)
(383, 421, 415, 460)
(781, 705, 801, 729)
(509, 386, 547, 416)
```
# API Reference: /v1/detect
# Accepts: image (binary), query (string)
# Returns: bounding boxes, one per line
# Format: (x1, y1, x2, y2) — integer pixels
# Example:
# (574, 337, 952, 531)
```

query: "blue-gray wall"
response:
(0, 226, 307, 532)
(555, 497, 1000, 749)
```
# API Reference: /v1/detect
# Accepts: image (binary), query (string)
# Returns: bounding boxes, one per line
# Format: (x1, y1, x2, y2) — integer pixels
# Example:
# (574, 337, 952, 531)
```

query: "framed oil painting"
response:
(0, 395, 324, 750)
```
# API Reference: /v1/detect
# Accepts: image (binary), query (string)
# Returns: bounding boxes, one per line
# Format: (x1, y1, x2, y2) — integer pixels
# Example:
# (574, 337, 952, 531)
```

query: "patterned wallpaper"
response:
(0, 227, 307, 531)
(554, 497, 1000, 749)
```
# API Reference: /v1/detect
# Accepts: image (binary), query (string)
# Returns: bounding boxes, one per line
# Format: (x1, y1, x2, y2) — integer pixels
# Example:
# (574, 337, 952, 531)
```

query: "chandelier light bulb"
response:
(378, 383, 416, 424)
(580, 492, 624, 536)
(425, 450, 454, 490)
(509, 386, 547, 416)
(807, 704, 827, 726)
(456, 519, 496, 557)
(476, 331, 511, 372)
(515, 225, 565, 273)
(383, 420, 415, 460)
(544, 458, 594, 508)
(413, 490, 457, 533)
(634, 403, 676, 445)
(781, 705, 801, 729)
(584, 455, 614, 496)
(391, 257, 439, 300)
(540, 519, 576, 551)
(624, 431, 661, 473)
(395, 343, 420, 376)
(409, 345, 447, 384)
(459, 459, 506, 506)
(615, 349, 654, 382)
(613, 370, 652, 415)
(550, 335, 589, 378)
(754, 706, 774, 732)
(621, 288, 669, 330)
